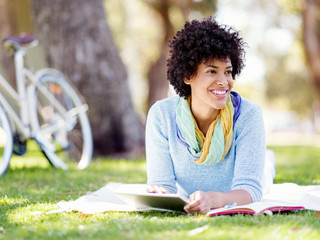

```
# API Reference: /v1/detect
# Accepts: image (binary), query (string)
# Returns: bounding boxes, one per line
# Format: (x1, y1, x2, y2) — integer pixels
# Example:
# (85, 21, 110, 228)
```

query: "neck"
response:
(190, 102, 220, 136)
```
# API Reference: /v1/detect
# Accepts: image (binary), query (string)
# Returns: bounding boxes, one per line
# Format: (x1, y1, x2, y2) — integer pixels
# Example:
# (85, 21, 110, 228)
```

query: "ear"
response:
(184, 78, 192, 85)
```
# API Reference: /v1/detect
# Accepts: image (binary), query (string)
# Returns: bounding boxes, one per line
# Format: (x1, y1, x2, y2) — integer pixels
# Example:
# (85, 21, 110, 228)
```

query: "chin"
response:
(213, 101, 227, 110)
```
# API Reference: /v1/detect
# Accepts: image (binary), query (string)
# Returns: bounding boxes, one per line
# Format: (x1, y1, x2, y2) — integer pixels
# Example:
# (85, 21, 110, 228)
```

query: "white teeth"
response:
(213, 90, 226, 95)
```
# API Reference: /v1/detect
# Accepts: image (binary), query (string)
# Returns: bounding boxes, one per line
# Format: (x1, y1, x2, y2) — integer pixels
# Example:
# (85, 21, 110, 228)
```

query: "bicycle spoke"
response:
(29, 71, 92, 169)
(0, 106, 13, 176)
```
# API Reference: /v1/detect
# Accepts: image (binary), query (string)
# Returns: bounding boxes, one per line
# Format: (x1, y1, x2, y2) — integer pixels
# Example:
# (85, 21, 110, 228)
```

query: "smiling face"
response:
(185, 58, 234, 121)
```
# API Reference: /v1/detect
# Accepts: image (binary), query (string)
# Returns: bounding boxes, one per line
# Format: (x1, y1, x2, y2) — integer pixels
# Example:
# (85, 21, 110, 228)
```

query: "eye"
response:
(208, 69, 216, 74)
(225, 70, 232, 76)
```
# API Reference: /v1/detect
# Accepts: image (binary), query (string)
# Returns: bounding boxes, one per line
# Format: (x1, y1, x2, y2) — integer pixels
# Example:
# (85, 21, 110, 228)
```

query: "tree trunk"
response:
(147, 46, 169, 110)
(145, 0, 217, 110)
(302, 0, 320, 99)
(146, 1, 174, 110)
(302, 0, 320, 132)
(0, 0, 16, 87)
(29, 0, 144, 156)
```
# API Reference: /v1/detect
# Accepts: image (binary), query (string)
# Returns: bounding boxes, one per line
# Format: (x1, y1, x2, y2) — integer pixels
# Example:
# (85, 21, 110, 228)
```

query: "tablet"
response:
(114, 191, 190, 211)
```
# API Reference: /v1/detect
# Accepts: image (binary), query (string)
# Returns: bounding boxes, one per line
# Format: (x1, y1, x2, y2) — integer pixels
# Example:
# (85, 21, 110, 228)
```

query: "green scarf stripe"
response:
(176, 98, 201, 153)
(204, 118, 224, 165)
(176, 96, 234, 165)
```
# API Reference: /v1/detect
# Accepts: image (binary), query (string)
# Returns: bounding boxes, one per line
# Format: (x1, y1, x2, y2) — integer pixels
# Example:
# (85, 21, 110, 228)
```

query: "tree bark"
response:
(146, 0, 174, 110)
(29, 0, 144, 156)
(0, 0, 16, 87)
(302, 0, 320, 132)
(302, 0, 320, 99)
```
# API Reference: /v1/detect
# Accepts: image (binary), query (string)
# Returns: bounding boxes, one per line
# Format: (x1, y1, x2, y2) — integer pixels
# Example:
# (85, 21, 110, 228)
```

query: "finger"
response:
(146, 185, 169, 194)
(146, 185, 156, 193)
(189, 191, 203, 202)
(189, 193, 197, 202)
(154, 186, 169, 194)
(184, 204, 200, 214)
(185, 205, 207, 214)
(184, 200, 201, 212)
(187, 202, 210, 214)
(158, 187, 169, 193)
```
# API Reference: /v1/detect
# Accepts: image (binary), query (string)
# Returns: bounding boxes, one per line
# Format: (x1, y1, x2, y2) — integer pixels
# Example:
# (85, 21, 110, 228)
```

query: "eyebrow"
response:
(205, 64, 232, 69)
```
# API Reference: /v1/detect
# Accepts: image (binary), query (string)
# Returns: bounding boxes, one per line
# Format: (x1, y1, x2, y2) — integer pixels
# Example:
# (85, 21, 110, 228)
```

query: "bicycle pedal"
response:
(13, 134, 27, 156)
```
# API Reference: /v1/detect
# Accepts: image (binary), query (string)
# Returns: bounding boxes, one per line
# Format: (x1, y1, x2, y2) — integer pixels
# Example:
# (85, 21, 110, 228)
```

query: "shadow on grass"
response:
(1, 206, 319, 240)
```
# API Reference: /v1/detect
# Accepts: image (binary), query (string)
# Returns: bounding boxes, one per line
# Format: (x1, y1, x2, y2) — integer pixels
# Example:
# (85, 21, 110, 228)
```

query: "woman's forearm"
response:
(185, 189, 252, 213)
(208, 189, 252, 209)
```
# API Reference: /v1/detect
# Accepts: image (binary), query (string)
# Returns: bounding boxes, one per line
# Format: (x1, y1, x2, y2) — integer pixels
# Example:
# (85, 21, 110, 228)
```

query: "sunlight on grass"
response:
(8, 140, 51, 170)
(3, 211, 319, 240)
(269, 146, 320, 185)
(0, 196, 30, 206)
(1, 145, 320, 239)
(10, 156, 51, 169)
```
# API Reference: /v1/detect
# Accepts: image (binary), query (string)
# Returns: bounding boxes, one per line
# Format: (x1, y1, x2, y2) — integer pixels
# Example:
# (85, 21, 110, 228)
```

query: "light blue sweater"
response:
(146, 96, 266, 202)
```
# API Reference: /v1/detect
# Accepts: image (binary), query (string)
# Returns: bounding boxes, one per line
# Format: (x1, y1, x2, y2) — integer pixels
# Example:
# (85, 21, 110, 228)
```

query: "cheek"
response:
(228, 79, 234, 88)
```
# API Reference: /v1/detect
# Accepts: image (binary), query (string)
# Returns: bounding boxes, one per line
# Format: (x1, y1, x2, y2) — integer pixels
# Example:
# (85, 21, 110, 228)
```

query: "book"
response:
(112, 184, 305, 214)
(47, 182, 319, 215)
(55, 183, 309, 215)
(207, 201, 305, 216)
(113, 187, 190, 212)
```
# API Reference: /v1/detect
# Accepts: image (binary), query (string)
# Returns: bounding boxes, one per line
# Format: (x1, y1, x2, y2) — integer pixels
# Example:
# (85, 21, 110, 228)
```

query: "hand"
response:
(146, 185, 169, 194)
(184, 191, 221, 214)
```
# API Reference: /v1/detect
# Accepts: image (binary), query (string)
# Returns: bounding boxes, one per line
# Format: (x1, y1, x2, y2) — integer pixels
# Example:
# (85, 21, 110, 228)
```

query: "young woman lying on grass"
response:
(146, 16, 266, 214)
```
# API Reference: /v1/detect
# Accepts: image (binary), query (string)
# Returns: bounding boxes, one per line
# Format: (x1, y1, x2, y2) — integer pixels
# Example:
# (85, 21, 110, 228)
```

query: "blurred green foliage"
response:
(258, 0, 316, 118)
(1, 0, 318, 121)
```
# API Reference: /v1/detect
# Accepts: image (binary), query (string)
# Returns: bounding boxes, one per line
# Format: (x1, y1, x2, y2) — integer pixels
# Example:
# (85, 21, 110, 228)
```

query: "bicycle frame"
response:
(0, 47, 76, 142)
(1, 35, 93, 172)
(0, 48, 32, 139)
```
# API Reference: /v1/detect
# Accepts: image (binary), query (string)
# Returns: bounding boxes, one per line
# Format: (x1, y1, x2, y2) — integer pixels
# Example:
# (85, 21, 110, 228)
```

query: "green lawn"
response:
(1, 143, 320, 239)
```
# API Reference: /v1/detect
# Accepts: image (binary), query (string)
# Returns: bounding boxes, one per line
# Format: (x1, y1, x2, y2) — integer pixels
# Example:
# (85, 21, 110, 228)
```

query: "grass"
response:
(1, 143, 320, 239)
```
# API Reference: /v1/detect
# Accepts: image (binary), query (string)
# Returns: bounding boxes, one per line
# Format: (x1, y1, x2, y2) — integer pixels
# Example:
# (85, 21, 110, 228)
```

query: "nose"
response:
(216, 73, 228, 86)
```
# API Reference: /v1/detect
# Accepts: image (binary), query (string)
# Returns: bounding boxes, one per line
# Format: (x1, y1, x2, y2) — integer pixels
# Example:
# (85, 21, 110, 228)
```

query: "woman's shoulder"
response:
(146, 96, 179, 130)
(234, 97, 265, 139)
(148, 96, 179, 115)
(235, 97, 264, 126)
(239, 97, 262, 115)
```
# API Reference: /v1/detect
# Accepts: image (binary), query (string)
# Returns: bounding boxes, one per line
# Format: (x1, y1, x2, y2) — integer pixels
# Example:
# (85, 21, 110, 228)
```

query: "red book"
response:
(207, 201, 305, 216)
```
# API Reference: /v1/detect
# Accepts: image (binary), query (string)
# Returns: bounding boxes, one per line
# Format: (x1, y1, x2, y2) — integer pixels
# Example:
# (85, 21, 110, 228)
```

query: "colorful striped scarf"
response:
(176, 94, 237, 165)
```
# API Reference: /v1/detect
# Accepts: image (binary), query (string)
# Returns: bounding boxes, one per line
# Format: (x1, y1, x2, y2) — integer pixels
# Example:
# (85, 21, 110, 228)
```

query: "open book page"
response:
(56, 183, 155, 214)
(261, 183, 320, 211)
(57, 182, 190, 214)
(53, 182, 319, 215)
(207, 201, 305, 216)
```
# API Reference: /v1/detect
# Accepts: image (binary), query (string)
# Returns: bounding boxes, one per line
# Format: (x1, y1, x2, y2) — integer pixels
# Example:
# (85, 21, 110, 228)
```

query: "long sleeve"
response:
(231, 103, 265, 202)
(145, 97, 265, 200)
(145, 102, 177, 193)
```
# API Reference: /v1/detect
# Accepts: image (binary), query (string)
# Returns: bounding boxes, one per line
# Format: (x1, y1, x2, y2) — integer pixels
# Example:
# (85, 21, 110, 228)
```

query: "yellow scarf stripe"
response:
(190, 96, 234, 164)
(220, 98, 234, 161)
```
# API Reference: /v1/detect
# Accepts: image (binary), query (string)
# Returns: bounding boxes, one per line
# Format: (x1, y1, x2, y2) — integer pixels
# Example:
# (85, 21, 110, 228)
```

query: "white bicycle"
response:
(0, 35, 93, 176)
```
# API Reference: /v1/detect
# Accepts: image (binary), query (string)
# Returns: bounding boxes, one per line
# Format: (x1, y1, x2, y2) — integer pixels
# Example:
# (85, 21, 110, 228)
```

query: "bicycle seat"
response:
(2, 34, 38, 53)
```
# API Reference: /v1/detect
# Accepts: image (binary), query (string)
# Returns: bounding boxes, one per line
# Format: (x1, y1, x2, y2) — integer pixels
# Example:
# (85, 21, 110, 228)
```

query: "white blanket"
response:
(54, 182, 320, 214)
(262, 183, 320, 210)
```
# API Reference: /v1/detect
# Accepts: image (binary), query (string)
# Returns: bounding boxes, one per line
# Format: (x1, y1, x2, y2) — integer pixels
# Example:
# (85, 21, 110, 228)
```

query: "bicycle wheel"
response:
(29, 70, 92, 169)
(0, 104, 13, 176)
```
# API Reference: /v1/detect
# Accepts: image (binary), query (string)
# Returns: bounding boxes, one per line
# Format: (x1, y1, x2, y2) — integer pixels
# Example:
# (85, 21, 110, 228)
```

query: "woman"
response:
(146, 17, 266, 214)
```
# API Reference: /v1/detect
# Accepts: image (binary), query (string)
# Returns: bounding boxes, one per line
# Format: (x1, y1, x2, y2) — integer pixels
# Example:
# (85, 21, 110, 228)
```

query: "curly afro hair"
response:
(167, 16, 246, 97)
